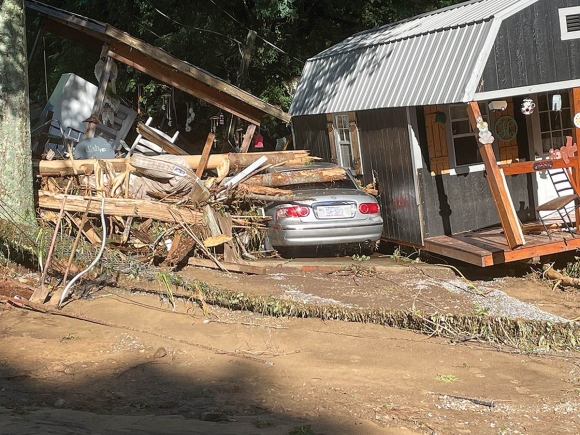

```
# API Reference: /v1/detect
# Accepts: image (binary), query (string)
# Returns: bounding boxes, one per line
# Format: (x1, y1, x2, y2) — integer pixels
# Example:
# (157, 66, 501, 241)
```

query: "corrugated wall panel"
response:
(357, 108, 423, 245)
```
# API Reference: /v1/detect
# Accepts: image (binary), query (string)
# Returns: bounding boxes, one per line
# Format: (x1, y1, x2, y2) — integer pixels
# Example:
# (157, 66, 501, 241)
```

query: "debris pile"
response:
(33, 119, 355, 289)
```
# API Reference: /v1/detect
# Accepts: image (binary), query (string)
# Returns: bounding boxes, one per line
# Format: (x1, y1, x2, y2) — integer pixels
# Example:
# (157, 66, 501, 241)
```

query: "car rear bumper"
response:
(267, 221, 384, 247)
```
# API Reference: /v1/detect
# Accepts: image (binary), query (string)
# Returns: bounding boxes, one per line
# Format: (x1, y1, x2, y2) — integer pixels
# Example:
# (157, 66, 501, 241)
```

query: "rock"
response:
(54, 398, 66, 408)
(200, 411, 222, 422)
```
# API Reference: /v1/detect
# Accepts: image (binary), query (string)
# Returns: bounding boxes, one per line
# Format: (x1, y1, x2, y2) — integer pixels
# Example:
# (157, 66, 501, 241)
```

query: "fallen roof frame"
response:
(26, 0, 291, 125)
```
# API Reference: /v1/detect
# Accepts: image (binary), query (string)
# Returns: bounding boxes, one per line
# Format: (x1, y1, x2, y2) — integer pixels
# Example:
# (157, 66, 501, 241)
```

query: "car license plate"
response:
(316, 205, 352, 219)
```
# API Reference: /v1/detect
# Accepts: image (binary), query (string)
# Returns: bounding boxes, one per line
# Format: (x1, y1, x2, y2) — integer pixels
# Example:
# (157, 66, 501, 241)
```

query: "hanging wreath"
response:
(494, 115, 518, 142)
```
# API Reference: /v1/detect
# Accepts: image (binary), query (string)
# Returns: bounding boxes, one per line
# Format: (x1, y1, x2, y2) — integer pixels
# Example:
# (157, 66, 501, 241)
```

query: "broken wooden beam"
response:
(196, 132, 215, 178)
(243, 166, 346, 188)
(237, 184, 294, 197)
(39, 191, 203, 225)
(239, 124, 257, 153)
(187, 257, 266, 274)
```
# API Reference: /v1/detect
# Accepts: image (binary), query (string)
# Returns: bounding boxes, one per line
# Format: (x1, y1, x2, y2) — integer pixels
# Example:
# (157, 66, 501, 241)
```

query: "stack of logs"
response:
(36, 149, 348, 277)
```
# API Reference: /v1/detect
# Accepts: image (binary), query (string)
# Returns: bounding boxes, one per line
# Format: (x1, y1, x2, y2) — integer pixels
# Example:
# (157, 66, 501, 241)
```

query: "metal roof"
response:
(290, 0, 540, 116)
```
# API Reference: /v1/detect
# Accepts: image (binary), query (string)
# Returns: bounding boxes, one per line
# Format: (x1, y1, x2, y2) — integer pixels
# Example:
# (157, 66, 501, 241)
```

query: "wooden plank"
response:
(84, 45, 112, 139)
(348, 112, 363, 174)
(239, 124, 257, 153)
(136, 122, 188, 155)
(196, 132, 215, 178)
(423, 236, 493, 267)
(39, 192, 203, 225)
(108, 43, 264, 125)
(187, 257, 265, 274)
(502, 237, 580, 263)
(325, 114, 338, 164)
(215, 213, 242, 264)
(467, 101, 524, 249)
(105, 28, 291, 123)
(500, 156, 578, 175)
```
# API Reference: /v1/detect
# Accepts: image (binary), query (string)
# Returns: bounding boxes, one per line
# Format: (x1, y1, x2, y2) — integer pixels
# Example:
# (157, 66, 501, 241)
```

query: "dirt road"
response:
(1, 261, 580, 434)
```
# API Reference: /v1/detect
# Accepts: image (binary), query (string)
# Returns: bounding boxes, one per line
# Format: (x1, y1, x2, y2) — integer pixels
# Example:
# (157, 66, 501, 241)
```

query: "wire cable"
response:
(59, 197, 107, 307)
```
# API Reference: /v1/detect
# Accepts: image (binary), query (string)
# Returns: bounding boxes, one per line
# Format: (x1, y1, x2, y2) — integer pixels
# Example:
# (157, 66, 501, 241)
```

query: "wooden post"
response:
(84, 44, 113, 139)
(239, 124, 256, 153)
(326, 114, 338, 163)
(570, 88, 580, 231)
(196, 132, 215, 178)
(467, 102, 525, 249)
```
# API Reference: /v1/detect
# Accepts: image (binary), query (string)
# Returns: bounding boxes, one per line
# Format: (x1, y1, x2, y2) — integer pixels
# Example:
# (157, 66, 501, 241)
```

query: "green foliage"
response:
(26, 0, 465, 141)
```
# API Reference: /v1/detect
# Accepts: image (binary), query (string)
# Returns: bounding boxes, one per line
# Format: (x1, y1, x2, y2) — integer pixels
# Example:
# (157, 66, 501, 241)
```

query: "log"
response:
(39, 191, 203, 225)
(243, 167, 346, 187)
(35, 151, 312, 177)
(237, 184, 294, 197)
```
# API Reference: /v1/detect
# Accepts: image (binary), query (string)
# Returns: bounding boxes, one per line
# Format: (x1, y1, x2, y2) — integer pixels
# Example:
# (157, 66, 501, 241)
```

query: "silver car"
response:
(264, 163, 383, 255)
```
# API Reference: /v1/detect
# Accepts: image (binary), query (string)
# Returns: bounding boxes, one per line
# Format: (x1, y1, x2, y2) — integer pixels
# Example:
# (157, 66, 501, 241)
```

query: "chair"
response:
(536, 168, 580, 238)
(127, 117, 181, 156)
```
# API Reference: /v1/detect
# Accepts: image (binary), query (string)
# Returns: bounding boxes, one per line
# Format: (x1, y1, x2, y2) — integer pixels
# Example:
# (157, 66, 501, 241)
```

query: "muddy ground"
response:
(1, 257, 580, 434)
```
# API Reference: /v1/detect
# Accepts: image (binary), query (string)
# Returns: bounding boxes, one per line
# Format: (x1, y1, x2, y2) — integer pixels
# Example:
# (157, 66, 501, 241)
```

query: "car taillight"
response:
(276, 205, 310, 219)
(359, 202, 380, 214)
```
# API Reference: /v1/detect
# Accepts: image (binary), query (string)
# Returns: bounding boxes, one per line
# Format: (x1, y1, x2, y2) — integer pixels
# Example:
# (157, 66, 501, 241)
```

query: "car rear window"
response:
(281, 179, 358, 190)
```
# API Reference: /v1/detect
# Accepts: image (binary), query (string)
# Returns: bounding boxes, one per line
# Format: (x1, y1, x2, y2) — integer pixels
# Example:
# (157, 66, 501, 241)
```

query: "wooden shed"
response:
(289, 0, 580, 266)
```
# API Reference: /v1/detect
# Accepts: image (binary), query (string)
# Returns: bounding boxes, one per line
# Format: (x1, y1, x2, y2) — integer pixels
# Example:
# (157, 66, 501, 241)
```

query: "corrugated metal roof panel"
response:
(315, 0, 535, 59)
(291, 20, 494, 115)
(290, 0, 540, 116)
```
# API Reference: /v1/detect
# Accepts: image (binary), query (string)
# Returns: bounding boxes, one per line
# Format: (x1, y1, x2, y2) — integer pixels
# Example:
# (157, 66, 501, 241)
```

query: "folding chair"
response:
(536, 168, 580, 239)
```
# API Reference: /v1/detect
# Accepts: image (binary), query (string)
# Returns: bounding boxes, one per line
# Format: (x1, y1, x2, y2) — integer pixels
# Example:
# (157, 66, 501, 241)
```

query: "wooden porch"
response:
(424, 225, 580, 267)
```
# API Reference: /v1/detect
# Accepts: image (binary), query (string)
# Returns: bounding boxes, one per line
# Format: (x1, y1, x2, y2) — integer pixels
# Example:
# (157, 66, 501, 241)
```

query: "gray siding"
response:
(356, 108, 423, 245)
(481, 0, 580, 91)
(419, 169, 535, 238)
(292, 115, 332, 162)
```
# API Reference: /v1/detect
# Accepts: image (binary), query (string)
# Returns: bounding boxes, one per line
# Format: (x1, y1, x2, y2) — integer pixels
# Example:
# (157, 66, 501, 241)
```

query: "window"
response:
(333, 114, 355, 170)
(537, 92, 573, 153)
(560, 6, 580, 41)
(448, 102, 489, 167)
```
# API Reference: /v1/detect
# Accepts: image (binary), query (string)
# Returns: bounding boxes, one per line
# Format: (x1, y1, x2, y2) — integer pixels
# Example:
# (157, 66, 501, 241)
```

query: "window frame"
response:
(332, 113, 356, 171)
(446, 102, 495, 171)
(536, 91, 574, 155)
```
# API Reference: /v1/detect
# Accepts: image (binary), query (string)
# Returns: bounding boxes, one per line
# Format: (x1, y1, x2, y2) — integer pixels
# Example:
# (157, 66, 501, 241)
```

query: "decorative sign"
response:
(494, 116, 518, 142)
(532, 160, 553, 171)
(549, 136, 577, 164)
(574, 112, 580, 129)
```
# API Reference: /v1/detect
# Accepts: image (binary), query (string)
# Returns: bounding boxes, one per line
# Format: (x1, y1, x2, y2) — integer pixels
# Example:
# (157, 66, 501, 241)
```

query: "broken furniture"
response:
(127, 117, 186, 156)
(33, 73, 137, 155)
(536, 168, 580, 239)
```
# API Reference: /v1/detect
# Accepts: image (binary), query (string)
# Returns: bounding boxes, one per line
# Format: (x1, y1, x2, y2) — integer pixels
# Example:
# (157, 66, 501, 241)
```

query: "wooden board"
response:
(467, 101, 524, 249)
(425, 228, 580, 267)
(39, 192, 203, 225)
(187, 258, 265, 274)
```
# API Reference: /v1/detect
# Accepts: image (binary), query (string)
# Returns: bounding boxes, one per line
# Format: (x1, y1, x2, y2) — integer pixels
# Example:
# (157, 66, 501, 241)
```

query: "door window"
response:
(537, 92, 573, 153)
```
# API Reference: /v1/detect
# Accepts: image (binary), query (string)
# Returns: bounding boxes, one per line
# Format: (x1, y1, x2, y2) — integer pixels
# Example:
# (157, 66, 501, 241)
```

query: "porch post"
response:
(467, 102, 525, 249)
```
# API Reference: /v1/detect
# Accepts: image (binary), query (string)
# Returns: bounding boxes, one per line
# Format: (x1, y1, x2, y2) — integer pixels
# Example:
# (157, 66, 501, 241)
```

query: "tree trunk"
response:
(243, 167, 347, 187)
(0, 0, 35, 225)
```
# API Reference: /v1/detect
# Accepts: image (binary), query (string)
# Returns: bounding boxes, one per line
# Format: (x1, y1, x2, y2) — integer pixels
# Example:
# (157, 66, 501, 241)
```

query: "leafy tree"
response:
(26, 0, 464, 144)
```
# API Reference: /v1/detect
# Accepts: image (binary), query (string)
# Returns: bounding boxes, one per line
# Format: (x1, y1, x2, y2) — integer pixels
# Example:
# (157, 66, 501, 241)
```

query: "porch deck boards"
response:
(424, 225, 580, 267)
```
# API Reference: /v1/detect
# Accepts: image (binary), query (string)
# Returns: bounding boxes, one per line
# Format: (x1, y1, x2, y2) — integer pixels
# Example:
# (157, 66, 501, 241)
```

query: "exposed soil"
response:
(1, 258, 580, 434)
